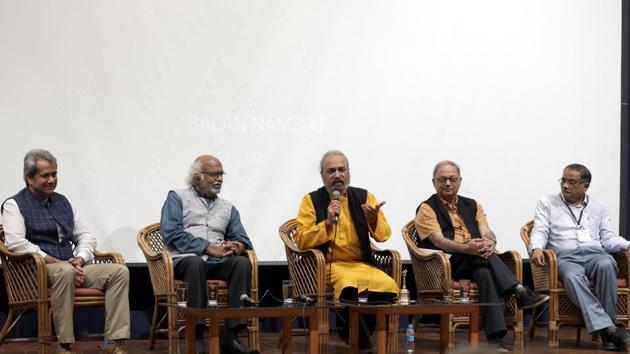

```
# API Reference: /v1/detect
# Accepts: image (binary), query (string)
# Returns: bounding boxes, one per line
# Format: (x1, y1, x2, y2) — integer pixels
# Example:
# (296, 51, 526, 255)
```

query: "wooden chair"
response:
(0, 224, 126, 354)
(278, 218, 401, 354)
(402, 220, 524, 350)
(520, 220, 630, 347)
(137, 222, 259, 354)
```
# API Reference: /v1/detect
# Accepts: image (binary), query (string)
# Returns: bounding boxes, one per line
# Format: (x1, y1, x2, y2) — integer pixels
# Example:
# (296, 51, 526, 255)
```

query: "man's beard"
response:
(195, 180, 221, 198)
(325, 177, 350, 194)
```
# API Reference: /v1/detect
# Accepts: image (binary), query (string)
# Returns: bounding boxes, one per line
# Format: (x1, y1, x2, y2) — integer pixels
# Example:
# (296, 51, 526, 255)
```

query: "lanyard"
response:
(563, 198, 587, 227)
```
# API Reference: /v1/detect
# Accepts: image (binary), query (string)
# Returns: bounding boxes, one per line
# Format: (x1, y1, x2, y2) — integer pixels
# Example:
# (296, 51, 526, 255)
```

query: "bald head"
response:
(187, 155, 224, 197)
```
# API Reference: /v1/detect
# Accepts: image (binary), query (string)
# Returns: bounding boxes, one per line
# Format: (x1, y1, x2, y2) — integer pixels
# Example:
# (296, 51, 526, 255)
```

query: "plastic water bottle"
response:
(405, 323, 415, 354)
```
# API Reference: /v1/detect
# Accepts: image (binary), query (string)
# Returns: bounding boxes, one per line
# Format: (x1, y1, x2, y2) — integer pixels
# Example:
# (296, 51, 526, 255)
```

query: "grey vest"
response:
(172, 188, 233, 256)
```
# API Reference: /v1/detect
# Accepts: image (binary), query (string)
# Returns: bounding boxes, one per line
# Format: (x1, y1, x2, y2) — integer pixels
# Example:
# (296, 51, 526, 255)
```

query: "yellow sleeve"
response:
(294, 194, 332, 249)
(475, 202, 489, 227)
(414, 203, 442, 240)
(367, 192, 391, 242)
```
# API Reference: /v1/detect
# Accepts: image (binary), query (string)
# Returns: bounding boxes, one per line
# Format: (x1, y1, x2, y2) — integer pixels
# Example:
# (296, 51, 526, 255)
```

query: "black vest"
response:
(416, 194, 480, 250)
(309, 186, 377, 267)
(3, 188, 75, 260)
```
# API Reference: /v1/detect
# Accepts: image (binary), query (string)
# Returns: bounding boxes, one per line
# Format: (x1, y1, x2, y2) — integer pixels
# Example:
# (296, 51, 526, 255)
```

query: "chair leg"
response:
(548, 321, 559, 348)
(38, 301, 53, 354)
(0, 309, 14, 344)
(149, 298, 160, 350)
(248, 317, 260, 351)
(318, 307, 329, 354)
(167, 305, 179, 354)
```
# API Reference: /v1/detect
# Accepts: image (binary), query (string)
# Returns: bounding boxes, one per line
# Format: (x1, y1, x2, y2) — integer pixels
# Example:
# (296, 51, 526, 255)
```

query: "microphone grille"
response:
(332, 190, 341, 201)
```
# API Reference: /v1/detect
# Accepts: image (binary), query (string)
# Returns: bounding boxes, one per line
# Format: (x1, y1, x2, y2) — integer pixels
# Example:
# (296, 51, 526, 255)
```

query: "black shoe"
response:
(515, 288, 549, 309)
(601, 328, 630, 352)
(220, 339, 260, 354)
(488, 337, 509, 353)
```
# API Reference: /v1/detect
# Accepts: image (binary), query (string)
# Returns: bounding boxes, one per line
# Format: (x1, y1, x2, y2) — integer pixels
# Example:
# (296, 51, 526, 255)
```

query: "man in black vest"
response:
(1, 149, 130, 354)
(295, 150, 398, 353)
(414, 160, 547, 352)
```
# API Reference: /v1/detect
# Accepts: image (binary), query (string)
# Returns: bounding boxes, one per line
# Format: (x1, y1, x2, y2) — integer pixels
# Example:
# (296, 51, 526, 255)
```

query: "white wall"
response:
(0, 0, 621, 262)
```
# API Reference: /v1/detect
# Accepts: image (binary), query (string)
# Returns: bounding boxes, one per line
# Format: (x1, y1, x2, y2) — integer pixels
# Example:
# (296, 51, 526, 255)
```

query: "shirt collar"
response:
(559, 192, 589, 207)
(439, 195, 458, 211)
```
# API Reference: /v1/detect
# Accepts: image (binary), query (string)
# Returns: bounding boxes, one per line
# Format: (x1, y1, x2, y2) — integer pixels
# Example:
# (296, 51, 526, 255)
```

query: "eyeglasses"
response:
(435, 176, 461, 184)
(558, 178, 585, 186)
(201, 171, 226, 179)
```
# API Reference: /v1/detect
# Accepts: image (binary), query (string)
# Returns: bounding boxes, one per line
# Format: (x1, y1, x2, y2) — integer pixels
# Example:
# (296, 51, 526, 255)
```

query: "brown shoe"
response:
(99, 341, 127, 354)
(56, 343, 81, 354)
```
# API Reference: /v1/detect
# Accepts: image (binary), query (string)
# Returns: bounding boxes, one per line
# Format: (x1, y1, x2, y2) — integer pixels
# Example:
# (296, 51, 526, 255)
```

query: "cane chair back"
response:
(0, 224, 125, 354)
(402, 220, 524, 350)
(279, 218, 401, 354)
(137, 223, 259, 354)
(520, 220, 630, 347)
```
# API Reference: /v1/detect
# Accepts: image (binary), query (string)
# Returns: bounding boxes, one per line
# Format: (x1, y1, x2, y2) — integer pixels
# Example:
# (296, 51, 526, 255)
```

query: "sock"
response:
(102, 339, 113, 349)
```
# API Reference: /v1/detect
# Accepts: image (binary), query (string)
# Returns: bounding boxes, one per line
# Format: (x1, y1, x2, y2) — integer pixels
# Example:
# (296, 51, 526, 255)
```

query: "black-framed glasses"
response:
(201, 171, 226, 179)
(558, 178, 584, 186)
(435, 176, 461, 184)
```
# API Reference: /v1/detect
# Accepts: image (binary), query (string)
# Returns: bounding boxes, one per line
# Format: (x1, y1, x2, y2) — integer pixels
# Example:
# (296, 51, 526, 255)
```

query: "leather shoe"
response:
(601, 327, 630, 352)
(515, 288, 549, 309)
(220, 339, 260, 354)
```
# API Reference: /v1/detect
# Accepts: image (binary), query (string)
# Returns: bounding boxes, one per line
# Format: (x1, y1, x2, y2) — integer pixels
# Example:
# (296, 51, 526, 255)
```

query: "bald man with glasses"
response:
(415, 160, 548, 352)
(530, 163, 630, 352)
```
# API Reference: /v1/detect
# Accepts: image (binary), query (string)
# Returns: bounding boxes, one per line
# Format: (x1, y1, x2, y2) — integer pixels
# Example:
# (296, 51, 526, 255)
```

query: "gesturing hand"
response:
(361, 201, 386, 231)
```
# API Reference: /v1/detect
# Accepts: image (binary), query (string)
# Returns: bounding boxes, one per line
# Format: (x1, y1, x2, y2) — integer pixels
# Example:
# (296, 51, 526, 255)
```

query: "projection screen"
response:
(0, 0, 621, 263)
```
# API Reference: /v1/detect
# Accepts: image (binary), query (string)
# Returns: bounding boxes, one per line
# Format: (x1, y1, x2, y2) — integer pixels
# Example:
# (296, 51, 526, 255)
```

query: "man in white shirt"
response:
(1, 149, 130, 354)
(530, 163, 630, 351)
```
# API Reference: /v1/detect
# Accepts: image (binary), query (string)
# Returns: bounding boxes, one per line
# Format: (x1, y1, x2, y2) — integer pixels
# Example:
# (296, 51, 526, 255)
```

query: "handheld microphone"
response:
(297, 294, 315, 303)
(332, 190, 341, 223)
(239, 294, 258, 306)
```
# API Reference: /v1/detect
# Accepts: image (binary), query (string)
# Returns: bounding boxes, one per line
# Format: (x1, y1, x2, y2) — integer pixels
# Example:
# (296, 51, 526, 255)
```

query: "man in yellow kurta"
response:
(295, 150, 398, 351)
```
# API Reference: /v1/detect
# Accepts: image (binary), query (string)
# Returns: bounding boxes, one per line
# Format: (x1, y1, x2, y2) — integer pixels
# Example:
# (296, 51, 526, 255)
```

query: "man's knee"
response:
(49, 263, 76, 285)
(233, 256, 251, 270)
(111, 264, 130, 282)
(594, 257, 617, 274)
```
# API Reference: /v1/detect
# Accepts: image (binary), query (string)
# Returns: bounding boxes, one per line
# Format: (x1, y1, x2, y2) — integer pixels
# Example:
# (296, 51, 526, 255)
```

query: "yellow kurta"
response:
(295, 190, 399, 300)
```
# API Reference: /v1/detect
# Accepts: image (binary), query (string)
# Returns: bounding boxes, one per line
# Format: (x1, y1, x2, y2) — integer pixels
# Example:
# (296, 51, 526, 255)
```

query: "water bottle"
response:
(405, 323, 415, 354)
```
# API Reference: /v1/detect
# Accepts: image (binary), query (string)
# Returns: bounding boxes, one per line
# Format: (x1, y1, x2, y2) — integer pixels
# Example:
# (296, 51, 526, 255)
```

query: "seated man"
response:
(414, 160, 547, 352)
(295, 150, 398, 353)
(160, 155, 257, 354)
(1, 149, 130, 354)
(530, 163, 630, 351)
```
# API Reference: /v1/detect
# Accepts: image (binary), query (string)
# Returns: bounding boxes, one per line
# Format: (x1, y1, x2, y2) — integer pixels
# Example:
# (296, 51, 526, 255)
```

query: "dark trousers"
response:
(173, 255, 252, 331)
(337, 287, 396, 348)
(449, 253, 518, 338)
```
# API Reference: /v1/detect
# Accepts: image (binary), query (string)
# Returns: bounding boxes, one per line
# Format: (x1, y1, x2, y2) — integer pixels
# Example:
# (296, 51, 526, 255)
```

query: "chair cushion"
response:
(174, 279, 228, 288)
(48, 287, 105, 297)
(451, 280, 478, 290)
(557, 278, 627, 288)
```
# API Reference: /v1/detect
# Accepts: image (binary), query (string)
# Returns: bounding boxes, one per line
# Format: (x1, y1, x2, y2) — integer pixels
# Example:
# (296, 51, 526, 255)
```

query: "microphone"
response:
(331, 190, 341, 223)
(240, 294, 258, 306)
(297, 294, 315, 303)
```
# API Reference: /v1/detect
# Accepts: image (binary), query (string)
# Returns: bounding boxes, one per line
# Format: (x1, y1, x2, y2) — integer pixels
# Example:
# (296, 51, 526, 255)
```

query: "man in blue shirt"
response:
(530, 163, 630, 351)
(160, 155, 257, 354)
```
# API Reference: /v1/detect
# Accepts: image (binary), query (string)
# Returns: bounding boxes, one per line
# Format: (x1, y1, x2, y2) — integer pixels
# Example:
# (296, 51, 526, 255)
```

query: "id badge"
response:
(577, 226, 592, 243)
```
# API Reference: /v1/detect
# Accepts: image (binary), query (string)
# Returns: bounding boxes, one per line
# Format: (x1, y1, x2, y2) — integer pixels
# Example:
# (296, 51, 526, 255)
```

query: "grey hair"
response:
(186, 159, 203, 186)
(432, 160, 461, 178)
(319, 150, 349, 173)
(23, 149, 57, 186)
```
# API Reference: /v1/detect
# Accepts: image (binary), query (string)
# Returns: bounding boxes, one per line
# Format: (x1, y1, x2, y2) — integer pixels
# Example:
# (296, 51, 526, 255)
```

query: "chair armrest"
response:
(143, 250, 176, 297)
(371, 245, 402, 287)
(529, 249, 557, 292)
(244, 249, 259, 300)
(281, 242, 327, 302)
(407, 246, 451, 296)
(496, 250, 523, 283)
(0, 244, 48, 306)
(93, 250, 125, 265)
(614, 251, 630, 286)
